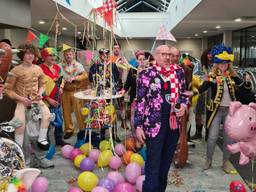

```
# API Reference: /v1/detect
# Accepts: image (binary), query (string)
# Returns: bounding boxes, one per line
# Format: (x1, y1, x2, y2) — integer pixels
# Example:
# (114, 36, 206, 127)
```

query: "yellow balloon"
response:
(130, 153, 145, 167)
(74, 154, 86, 168)
(99, 140, 111, 151)
(105, 104, 115, 116)
(97, 150, 113, 167)
(81, 107, 90, 116)
(77, 171, 98, 191)
(80, 143, 93, 156)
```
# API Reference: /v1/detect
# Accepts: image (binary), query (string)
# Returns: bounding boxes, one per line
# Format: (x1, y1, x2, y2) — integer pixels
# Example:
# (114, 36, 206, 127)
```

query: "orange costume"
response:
(60, 60, 88, 134)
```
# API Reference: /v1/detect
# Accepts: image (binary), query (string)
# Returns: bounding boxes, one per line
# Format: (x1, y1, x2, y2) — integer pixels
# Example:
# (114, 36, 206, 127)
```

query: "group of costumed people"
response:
(0, 40, 255, 192)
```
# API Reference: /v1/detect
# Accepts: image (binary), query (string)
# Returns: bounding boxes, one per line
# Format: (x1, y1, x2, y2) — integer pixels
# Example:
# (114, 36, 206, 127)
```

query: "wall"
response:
(0, 0, 31, 28)
(97, 38, 202, 59)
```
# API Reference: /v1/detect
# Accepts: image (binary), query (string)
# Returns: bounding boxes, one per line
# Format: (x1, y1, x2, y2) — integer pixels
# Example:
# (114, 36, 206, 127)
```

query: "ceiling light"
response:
(77, 31, 81, 35)
(216, 25, 221, 29)
(38, 20, 46, 25)
(194, 33, 199, 37)
(203, 30, 208, 33)
(234, 17, 242, 22)
(187, 37, 191, 39)
(62, 27, 68, 31)
(251, 35, 255, 38)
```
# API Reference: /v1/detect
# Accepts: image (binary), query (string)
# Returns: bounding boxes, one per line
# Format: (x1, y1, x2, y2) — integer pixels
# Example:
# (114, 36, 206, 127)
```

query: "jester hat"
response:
(41, 47, 57, 61)
(211, 43, 234, 64)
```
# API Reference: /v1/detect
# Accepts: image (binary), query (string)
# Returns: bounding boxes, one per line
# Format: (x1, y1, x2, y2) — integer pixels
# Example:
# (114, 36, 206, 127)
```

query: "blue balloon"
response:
(45, 144, 56, 160)
(129, 58, 138, 68)
(139, 147, 147, 161)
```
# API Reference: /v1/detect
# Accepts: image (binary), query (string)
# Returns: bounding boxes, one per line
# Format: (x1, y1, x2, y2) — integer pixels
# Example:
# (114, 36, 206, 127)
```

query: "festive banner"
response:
(66, 0, 71, 5)
(96, 0, 116, 26)
(39, 33, 49, 48)
(156, 24, 176, 42)
(62, 43, 72, 51)
(88, 0, 103, 8)
(26, 31, 37, 43)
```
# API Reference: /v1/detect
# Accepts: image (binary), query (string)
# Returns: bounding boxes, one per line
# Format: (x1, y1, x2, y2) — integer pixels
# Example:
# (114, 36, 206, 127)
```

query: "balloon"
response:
(225, 102, 256, 165)
(124, 137, 136, 152)
(109, 156, 122, 170)
(80, 158, 95, 171)
(98, 150, 113, 167)
(89, 149, 101, 162)
(70, 148, 83, 161)
(80, 143, 93, 156)
(105, 104, 115, 116)
(136, 175, 145, 192)
(31, 177, 49, 192)
(141, 166, 145, 175)
(99, 178, 115, 192)
(99, 140, 111, 151)
(77, 171, 98, 191)
(74, 154, 86, 168)
(125, 163, 141, 184)
(229, 180, 247, 192)
(114, 144, 126, 156)
(107, 171, 125, 186)
(123, 151, 134, 165)
(81, 107, 90, 116)
(130, 153, 144, 167)
(139, 147, 147, 161)
(61, 145, 74, 159)
(68, 187, 82, 192)
(114, 182, 135, 192)
(92, 186, 109, 192)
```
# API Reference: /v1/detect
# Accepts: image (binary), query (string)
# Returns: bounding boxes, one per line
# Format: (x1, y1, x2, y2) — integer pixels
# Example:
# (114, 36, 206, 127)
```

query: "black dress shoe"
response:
(64, 132, 73, 139)
(56, 140, 70, 147)
(37, 140, 50, 151)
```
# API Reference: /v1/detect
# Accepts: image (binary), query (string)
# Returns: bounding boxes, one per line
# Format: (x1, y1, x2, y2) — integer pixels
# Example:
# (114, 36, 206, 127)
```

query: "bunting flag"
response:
(26, 31, 37, 43)
(66, 0, 71, 5)
(62, 43, 72, 51)
(156, 24, 177, 42)
(39, 33, 49, 48)
(96, 0, 116, 26)
(88, 0, 103, 8)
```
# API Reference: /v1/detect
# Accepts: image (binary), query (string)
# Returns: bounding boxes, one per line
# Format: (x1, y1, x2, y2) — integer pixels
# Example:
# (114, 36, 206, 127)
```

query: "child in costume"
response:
(198, 44, 252, 173)
(4, 44, 50, 150)
(40, 48, 67, 146)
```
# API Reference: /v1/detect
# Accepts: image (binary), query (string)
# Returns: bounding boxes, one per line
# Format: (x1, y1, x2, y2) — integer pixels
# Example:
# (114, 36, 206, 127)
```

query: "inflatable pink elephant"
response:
(224, 101, 256, 165)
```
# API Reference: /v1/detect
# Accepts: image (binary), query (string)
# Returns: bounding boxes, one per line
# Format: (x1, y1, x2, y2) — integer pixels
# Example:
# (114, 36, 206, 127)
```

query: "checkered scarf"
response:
(159, 64, 180, 129)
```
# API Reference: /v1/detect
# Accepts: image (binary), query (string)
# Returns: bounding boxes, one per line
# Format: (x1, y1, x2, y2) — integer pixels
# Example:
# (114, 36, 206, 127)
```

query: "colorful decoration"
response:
(61, 145, 74, 159)
(229, 180, 247, 192)
(77, 171, 98, 191)
(224, 102, 256, 165)
(63, 43, 72, 51)
(74, 154, 86, 168)
(156, 24, 176, 42)
(125, 162, 141, 184)
(95, 0, 116, 26)
(80, 158, 95, 171)
(31, 177, 49, 192)
(39, 33, 49, 48)
(26, 30, 37, 43)
(66, 0, 71, 6)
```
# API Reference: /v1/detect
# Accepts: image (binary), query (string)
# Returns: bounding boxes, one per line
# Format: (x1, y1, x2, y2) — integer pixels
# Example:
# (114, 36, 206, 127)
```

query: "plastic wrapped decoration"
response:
(0, 137, 25, 181)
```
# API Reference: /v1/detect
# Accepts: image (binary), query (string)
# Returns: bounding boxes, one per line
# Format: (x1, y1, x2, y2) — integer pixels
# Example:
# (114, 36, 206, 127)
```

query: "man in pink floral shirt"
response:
(135, 45, 189, 192)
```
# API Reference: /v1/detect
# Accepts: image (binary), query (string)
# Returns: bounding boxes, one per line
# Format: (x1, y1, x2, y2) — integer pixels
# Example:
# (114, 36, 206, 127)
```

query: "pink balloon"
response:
(89, 149, 101, 162)
(114, 182, 135, 192)
(68, 187, 82, 192)
(136, 175, 145, 192)
(107, 171, 125, 185)
(31, 177, 49, 192)
(224, 102, 256, 165)
(125, 163, 141, 184)
(109, 156, 122, 170)
(92, 186, 109, 192)
(69, 148, 82, 161)
(61, 145, 74, 159)
(114, 144, 126, 156)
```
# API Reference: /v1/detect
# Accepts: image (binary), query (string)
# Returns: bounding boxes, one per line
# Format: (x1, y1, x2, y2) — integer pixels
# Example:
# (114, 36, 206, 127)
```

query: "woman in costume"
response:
(198, 44, 252, 173)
